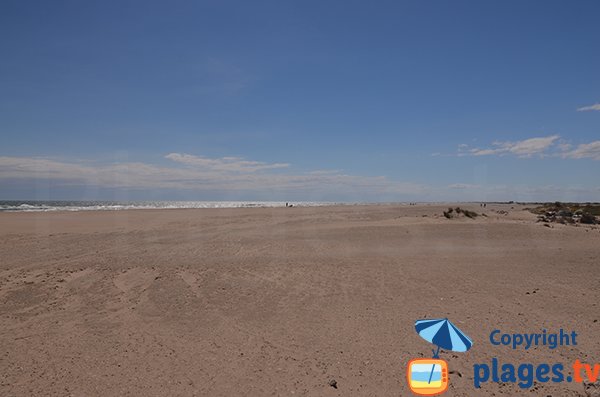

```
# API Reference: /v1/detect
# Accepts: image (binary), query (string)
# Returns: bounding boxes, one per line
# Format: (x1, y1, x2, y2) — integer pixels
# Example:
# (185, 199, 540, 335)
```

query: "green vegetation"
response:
(528, 202, 600, 216)
(443, 207, 479, 219)
(527, 202, 599, 225)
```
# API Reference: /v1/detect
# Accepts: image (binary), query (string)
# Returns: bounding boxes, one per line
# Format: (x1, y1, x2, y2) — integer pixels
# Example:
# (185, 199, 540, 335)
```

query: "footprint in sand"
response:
(177, 269, 203, 298)
(113, 267, 158, 305)
(63, 268, 95, 284)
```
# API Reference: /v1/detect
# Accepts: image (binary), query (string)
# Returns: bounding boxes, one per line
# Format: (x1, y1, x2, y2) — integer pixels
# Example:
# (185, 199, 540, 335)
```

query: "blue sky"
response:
(1, 0, 599, 201)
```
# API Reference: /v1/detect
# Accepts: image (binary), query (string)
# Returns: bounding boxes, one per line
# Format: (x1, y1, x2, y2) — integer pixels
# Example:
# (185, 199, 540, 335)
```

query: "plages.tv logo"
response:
(407, 318, 473, 396)
(473, 329, 600, 392)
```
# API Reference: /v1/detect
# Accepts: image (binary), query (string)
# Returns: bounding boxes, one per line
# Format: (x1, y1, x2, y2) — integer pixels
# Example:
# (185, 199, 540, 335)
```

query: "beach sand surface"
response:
(1, 204, 599, 396)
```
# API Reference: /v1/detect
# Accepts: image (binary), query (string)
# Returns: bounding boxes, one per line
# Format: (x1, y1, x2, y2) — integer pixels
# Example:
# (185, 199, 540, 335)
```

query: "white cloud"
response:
(505, 135, 560, 156)
(434, 183, 600, 202)
(469, 148, 501, 156)
(460, 135, 560, 158)
(2, 154, 599, 201)
(561, 141, 600, 160)
(557, 142, 572, 152)
(0, 154, 425, 196)
(448, 183, 478, 189)
(308, 170, 341, 175)
(577, 103, 600, 112)
(165, 153, 289, 172)
(458, 135, 600, 161)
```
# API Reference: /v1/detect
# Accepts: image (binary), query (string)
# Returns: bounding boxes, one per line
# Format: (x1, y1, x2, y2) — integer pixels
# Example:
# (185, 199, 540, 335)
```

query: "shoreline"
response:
(0, 200, 532, 214)
(0, 203, 532, 234)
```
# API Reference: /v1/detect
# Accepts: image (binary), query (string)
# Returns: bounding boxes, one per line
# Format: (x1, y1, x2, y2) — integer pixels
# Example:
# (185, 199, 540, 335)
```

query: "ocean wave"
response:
(0, 201, 339, 212)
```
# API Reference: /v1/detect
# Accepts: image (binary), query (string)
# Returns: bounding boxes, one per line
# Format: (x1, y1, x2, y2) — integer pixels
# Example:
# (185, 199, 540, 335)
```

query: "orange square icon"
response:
(407, 358, 449, 396)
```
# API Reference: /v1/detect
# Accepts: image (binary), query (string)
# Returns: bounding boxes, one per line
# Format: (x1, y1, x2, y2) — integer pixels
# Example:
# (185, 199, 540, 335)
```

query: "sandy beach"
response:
(1, 204, 599, 396)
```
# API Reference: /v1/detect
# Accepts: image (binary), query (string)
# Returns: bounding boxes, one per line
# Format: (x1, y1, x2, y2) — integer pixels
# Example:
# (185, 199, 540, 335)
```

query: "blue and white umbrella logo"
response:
(415, 318, 473, 385)
(415, 318, 473, 357)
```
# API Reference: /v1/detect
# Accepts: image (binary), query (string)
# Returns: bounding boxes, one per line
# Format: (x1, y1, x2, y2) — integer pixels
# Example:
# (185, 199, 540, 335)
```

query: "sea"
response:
(0, 200, 340, 212)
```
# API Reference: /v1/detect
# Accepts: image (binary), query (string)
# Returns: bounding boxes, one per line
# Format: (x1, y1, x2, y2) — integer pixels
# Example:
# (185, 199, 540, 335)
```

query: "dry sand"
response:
(1, 204, 599, 396)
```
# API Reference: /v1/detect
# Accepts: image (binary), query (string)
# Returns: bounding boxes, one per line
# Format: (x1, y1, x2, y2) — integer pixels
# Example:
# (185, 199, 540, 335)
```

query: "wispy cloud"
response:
(165, 153, 289, 172)
(448, 183, 477, 189)
(577, 103, 600, 112)
(561, 141, 600, 160)
(2, 154, 599, 201)
(459, 135, 560, 158)
(0, 154, 425, 197)
(458, 135, 600, 161)
(434, 183, 600, 202)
